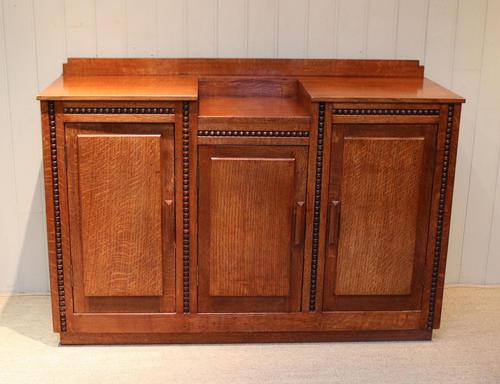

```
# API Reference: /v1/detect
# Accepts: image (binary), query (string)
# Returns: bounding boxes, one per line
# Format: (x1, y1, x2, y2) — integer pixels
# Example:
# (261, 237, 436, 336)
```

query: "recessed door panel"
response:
(323, 124, 437, 311)
(198, 145, 308, 313)
(66, 123, 175, 313)
(78, 134, 162, 297)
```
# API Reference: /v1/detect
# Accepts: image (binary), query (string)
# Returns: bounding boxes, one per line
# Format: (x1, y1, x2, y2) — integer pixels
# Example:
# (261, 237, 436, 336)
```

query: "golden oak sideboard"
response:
(37, 58, 464, 344)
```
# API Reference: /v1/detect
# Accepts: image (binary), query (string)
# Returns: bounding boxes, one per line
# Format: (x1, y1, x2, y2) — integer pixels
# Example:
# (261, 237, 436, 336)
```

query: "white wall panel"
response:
(482, 0, 500, 284)
(2, 0, 43, 214)
(127, 0, 156, 57)
(447, 69, 482, 283)
(248, 0, 277, 57)
(1, 0, 500, 292)
(187, 0, 217, 57)
(487, 164, 500, 284)
(96, 0, 127, 57)
(17, 212, 48, 292)
(336, 0, 368, 58)
(218, 0, 247, 57)
(307, 0, 337, 58)
(157, 0, 186, 57)
(446, 0, 488, 283)
(366, 0, 398, 59)
(277, 0, 308, 58)
(0, 1, 21, 293)
(453, 0, 487, 70)
(425, 0, 459, 88)
(395, 0, 429, 60)
(34, 0, 66, 89)
(65, 0, 97, 57)
(461, 111, 500, 283)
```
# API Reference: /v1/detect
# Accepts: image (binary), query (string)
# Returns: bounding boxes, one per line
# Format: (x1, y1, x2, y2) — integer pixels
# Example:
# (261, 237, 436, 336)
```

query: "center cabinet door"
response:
(198, 145, 308, 313)
(323, 124, 437, 311)
(66, 123, 175, 314)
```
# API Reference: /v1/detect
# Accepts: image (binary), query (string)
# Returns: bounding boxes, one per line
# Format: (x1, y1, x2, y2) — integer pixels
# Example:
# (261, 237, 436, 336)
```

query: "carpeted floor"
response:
(0, 286, 499, 383)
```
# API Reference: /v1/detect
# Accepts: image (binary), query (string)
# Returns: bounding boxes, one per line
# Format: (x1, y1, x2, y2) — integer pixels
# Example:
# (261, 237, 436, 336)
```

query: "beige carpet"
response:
(0, 286, 499, 384)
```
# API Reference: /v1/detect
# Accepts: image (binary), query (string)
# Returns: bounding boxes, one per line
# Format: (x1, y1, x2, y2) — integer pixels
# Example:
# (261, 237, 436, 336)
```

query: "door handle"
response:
(164, 199, 175, 245)
(294, 201, 306, 246)
(328, 200, 341, 246)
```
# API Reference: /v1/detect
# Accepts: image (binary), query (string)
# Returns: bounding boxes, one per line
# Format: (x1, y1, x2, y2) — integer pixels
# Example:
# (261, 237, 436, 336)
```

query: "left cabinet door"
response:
(65, 123, 175, 313)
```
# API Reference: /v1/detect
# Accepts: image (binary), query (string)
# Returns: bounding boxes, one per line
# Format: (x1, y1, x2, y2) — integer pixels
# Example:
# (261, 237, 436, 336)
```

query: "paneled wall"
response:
(0, 0, 499, 292)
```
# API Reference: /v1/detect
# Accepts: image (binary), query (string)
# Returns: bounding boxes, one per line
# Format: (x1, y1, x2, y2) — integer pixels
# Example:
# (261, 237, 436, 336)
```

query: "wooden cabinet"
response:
(37, 59, 464, 344)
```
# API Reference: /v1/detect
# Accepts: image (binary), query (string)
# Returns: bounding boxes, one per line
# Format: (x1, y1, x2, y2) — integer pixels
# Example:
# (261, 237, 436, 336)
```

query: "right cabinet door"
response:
(323, 124, 437, 311)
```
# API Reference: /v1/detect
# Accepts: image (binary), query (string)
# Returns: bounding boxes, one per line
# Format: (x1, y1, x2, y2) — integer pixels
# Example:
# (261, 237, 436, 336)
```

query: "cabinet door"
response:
(66, 123, 175, 313)
(198, 145, 308, 313)
(323, 124, 437, 311)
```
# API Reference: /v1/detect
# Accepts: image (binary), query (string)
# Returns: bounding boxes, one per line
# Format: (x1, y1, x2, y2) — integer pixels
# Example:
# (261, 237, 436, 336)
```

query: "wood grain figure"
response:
(38, 59, 464, 344)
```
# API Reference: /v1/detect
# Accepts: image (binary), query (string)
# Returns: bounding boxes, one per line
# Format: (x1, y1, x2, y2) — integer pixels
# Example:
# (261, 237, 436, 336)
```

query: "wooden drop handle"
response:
(164, 199, 175, 245)
(328, 200, 341, 246)
(294, 201, 306, 246)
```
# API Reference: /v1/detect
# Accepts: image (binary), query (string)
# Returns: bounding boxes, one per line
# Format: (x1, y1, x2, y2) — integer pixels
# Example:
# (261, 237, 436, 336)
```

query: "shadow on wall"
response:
(0, 165, 58, 346)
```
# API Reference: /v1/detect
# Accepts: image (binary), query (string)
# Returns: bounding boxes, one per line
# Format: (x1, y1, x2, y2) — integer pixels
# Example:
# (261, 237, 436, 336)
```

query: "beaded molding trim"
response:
(182, 102, 190, 313)
(309, 102, 325, 311)
(333, 108, 440, 115)
(49, 102, 66, 332)
(197, 130, 309, 137)
(63, 107, 175, 114)
(427, 105, 453, 331)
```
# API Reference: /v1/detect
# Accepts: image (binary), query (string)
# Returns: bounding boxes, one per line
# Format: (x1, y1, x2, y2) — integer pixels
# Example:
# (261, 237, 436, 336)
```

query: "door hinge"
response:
(196, 266, 199, 286)
(70, 265, 74, 287)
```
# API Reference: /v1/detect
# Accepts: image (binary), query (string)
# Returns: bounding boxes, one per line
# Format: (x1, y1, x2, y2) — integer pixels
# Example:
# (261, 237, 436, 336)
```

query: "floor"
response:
(0, 286, 499, 384)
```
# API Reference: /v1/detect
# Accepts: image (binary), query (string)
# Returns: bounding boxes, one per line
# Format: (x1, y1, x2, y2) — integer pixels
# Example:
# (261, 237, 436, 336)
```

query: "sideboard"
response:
(37, 58, 464, 344)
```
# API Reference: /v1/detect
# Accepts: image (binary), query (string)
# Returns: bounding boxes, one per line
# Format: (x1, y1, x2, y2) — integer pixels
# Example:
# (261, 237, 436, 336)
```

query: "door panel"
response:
(198, 145, 308, 313)
(323, 124, 437, 311)
(77, 135, 162, 297)
(66, 123, 175, 313)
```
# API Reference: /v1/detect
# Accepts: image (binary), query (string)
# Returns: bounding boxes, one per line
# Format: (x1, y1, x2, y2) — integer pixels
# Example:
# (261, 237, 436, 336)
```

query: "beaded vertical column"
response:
(309, 102, 325, 311)
(49, 101, 66, 331)
(182, 102, 190, 313)
(427, 104, 454, 330)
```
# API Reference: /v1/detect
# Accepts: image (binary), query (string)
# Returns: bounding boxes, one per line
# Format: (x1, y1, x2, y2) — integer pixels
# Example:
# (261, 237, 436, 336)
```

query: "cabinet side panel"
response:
(76, 135, 163, 297)
(336, 138, 425, 295)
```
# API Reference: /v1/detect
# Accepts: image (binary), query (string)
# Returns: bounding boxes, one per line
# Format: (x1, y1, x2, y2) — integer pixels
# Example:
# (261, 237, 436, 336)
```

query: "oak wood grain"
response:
(77, 134, 163, 297)
(336, 137, 425, 295)
(65, 123, 175, 313)
(37, 75, 198, 101)
(60, 329, 432, 344)
(300, 77, 464, 103)
(37, 59, 464, 344)
(69, 310, 423, 333)
(198, 145, 308, 313)
(323, 124, 437, 311)
(61, 58, 425, 77)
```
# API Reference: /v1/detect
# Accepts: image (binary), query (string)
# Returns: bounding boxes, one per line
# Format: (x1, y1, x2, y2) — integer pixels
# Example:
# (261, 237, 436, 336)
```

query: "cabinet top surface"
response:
(298, 77, 464, 103)
(36, 58, 464, 103)
(37, 75, 199, 101)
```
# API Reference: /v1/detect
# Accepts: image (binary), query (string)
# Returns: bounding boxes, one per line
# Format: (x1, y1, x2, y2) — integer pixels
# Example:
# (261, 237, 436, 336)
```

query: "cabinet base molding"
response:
(60, 330, 432, 345)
